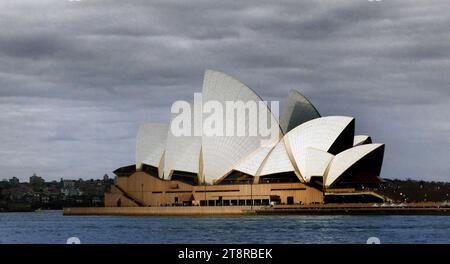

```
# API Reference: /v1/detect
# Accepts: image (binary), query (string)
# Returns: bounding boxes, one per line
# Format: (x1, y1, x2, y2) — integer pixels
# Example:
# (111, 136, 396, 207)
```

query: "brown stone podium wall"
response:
(105, 171, 324, 207)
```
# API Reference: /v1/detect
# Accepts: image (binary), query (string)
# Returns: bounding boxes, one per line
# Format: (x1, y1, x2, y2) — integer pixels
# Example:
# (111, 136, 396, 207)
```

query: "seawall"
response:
(63, 206, 261, 216)
(64, 203, 450, 216)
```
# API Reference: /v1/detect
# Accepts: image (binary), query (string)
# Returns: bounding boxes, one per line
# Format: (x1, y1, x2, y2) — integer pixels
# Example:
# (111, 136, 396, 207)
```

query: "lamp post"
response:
(250, 179, 253, 211)
(141, 183, 144, 204)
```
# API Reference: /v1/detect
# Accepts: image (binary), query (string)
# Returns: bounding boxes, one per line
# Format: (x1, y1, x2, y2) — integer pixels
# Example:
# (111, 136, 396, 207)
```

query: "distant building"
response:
(9, 177, 20, 186)
(1, 176, 112, 210)
(29, 173, 45, 188)
(61, 180, 82, 197)
(63, 180, 75, 189)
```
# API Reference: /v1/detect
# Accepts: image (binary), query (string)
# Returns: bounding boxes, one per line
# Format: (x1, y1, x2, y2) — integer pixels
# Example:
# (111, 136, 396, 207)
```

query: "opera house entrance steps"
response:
(113, 185, 146, 207)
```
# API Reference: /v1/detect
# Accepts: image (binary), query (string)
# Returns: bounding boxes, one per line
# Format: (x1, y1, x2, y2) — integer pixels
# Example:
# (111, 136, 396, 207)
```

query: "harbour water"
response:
(1, 210, 450, 244)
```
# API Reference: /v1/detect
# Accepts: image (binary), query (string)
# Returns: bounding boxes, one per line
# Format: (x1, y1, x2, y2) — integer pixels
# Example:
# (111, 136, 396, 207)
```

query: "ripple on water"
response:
(1, 211, 450, 243)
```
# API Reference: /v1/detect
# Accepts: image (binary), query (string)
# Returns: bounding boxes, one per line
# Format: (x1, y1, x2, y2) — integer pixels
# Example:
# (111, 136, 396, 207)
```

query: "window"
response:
(287, 196, 294, 205)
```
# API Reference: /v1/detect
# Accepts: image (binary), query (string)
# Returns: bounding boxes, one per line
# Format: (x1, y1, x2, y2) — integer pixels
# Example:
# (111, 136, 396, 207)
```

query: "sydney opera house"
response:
(105, 70, 385, 207)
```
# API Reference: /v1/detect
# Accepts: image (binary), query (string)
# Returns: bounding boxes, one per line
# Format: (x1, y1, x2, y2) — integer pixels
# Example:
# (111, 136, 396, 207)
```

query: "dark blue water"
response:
(1, 210, 450, 244)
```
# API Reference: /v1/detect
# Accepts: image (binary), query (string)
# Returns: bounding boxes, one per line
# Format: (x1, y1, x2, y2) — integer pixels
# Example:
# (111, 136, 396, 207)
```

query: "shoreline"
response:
(63, 203, 450, 216)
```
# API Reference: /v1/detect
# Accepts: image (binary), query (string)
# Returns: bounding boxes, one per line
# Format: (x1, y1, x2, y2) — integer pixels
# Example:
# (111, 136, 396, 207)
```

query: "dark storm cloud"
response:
(0, 0, 449, 181)
(0, 33, 68, 59)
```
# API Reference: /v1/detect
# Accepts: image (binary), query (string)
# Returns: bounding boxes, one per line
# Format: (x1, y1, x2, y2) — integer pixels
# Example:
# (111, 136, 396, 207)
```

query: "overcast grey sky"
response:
(0, 0, 449, 182)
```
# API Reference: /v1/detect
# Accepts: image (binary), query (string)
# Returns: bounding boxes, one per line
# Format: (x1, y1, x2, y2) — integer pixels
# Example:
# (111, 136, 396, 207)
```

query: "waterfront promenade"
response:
(64, 202, 450, 216)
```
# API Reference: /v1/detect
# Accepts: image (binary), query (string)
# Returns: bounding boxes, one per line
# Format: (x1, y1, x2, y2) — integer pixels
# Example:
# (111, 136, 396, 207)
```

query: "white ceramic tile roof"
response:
(135, 123, 168, 171)
(280, 89, 321, 133)
(284, 116, 354, 181)
(164, 102, 202, 179)
(303, 147, 335, 182)
(201, 70, 281, 183)
(258, 139, 296, 177)
(234, 145, 275, 176)
(353, 135, 372, 146)
(325, 144, 384, 187)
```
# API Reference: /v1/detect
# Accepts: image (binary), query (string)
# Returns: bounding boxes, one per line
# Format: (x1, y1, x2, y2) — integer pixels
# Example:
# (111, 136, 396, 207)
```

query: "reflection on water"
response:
(0, 210, 449, 244)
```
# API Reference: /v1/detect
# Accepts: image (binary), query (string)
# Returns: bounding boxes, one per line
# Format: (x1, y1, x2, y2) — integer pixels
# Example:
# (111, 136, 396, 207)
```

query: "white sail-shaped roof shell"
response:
(163, 103, 202, 179)
(284, 116, 354, 181)
(353, 135, 372, 146)
(325, 144, 384, 188)
(135, 123, 168, 171)
(258, 139, 295, 177)
(234, 145, 275, 176)
(280, 89, 321, 133)
(303, 148, 335, 182)
(201, 70, 281, 183)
